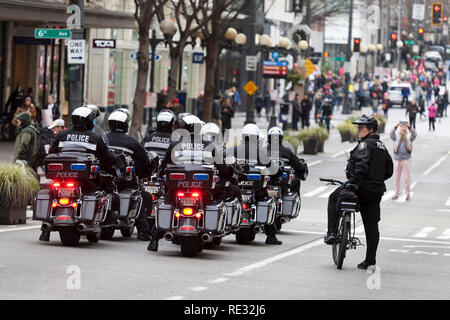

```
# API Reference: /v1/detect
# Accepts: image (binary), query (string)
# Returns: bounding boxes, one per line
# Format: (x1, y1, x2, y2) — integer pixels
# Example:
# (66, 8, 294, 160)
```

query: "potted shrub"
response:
(373, 114, 387, 133)
(0, 163, 40, 225)
(283, 133, 301, 155)
(296, 128, 318, 155)
(337, 122, 355, 142)
(311, 126, 329, 153)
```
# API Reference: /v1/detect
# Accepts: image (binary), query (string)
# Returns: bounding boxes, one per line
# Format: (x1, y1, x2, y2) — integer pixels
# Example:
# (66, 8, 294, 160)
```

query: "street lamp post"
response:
(376, 43, 383, 67)
(360, 45, 368, 75)
(342, 0, 355, 115)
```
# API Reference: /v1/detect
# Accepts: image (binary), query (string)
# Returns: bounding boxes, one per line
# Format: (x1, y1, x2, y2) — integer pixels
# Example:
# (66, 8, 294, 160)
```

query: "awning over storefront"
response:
(0, 0, 135, 29)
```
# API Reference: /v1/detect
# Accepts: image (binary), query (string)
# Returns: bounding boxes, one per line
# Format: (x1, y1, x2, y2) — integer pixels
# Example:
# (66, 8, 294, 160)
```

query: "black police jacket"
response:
(141, 131, 172, 158)
(107, 131, 156, 179)
(49, 127, 124, 173)
(269, 143, 308, 180)
(346, 133, 393, 193)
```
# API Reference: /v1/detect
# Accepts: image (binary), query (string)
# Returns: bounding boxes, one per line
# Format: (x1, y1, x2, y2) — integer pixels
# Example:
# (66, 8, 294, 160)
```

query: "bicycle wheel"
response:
(332, 215, 350, 270)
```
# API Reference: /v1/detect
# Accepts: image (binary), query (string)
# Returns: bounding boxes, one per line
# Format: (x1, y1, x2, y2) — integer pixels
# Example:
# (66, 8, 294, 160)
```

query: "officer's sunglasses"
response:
(357, 125, 368, 130)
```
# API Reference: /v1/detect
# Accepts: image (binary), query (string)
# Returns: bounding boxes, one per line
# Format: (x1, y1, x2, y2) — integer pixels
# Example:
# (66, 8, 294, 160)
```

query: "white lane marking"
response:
(0, 225, 41, 233)
(436, 229, 450, 240)
(445, 197, 450, 206)
(308, 160, 322, 167)
(236, 238, 324, 274)
(223, 271, 245, 277)
(403, 245, 450, 249)
(423, 155, 447, 176)
(191, 287, 208, 292)
(209, 278, 229, 284)
(413, 227, 436, 238)
(382, 190, 396, 202)
(330, 148, 353, 158)
(303, 186, 328, 197)
(166, 296, 184, 300)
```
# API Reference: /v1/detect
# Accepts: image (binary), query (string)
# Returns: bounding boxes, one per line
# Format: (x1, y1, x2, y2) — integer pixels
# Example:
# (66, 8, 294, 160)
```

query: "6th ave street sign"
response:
(35, 29, 71, 39)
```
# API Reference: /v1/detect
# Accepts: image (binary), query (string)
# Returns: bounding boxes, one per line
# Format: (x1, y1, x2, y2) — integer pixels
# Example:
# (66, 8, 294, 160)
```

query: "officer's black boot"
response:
(147, 226, 160, 251)
(324, 233, 336, 245)
(39, 230, 50, 242)
(357, 260, 376, 270)
(265, 235, 282, 245)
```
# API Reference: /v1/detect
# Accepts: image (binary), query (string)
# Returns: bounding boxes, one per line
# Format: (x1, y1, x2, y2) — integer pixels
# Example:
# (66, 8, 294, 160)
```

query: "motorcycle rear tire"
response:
(100, 227, 115, 240)
(236, 229, 251, 245)
(120, 225, 135, 238)
(87, 232, 100, 243)
(59, 227, 81, 246)
(180, 238, 198, 257)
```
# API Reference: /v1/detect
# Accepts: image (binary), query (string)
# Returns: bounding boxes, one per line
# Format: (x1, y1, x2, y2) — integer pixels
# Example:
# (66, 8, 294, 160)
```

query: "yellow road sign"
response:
(244, 80, 258, 96)
(305, 58, 316, 78)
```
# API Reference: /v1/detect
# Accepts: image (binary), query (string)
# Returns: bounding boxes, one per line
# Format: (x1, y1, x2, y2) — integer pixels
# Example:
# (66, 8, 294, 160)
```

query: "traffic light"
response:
(390, 33, 397, 48)
(418, 27, 424, 40)
(432, 2, 443, 26)
(353, 38, 361, 53)
(324, 51, 329, 58)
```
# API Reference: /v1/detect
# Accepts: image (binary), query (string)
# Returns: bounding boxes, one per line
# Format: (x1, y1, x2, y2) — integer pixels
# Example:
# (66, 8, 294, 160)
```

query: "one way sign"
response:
(68, 40, 86, 64)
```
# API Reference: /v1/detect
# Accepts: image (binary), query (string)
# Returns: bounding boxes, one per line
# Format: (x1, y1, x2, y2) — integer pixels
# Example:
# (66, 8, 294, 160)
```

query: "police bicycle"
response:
(320, 178, 363, 270)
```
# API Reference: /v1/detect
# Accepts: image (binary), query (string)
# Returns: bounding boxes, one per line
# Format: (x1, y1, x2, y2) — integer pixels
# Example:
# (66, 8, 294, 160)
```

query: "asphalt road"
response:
(0, 107, 449, 300)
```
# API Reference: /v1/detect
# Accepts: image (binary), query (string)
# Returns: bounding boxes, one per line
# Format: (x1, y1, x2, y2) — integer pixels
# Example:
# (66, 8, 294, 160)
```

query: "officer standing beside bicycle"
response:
(324, 115, 393, 270)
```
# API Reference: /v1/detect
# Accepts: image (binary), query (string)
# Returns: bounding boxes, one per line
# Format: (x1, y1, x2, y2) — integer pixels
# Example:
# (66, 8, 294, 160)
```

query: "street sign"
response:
(262, 60, 289, 78)
(333, 57, 346, 62)
(304, 58, 316, 78)
(130, 51, 161, 61)
(413, 4, 425, 21)
(271, 51, 280, 61)
(192, 52, 204, 64)
(93, 39, 116, 49)
(67, 40, 86, 64)
(246, 56, 258, 71)
(244, 81, 258, 96)
(35, 29, 71, 39)
(413, 45, 420, 54)
(145, 92, 158, 109)
(344, 62, 352, 73)
(405, 40, 415, 45)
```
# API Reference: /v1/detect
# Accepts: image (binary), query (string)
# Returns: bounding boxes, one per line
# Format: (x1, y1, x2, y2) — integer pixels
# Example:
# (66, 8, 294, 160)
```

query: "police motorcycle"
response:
(33, 106, 125, 246)
(154, 117, 231, 257)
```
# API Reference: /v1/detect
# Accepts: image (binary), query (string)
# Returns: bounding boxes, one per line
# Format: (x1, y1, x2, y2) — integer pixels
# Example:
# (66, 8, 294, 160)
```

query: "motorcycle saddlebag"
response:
(281, 193, 301, 218)
(118, 189, 142, 219)
(205, 201, 227, 233)
(156, 202, 172, 230)
(79, 191, 107, 222)
(256, 198, 277, 225)
(225, 198, 241, 229)
(33, 189, 52, 221)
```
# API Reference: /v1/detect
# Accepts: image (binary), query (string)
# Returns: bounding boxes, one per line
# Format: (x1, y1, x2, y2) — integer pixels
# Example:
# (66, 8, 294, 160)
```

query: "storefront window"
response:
(108, 50, 127, 106)
(0, 23, 5, 107)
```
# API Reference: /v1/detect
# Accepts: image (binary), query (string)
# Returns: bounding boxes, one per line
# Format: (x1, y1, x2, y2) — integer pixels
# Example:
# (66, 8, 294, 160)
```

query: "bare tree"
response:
(154, 0, 209, 101)
(195, 0, 251, 123)
(130, 0, 168, 138)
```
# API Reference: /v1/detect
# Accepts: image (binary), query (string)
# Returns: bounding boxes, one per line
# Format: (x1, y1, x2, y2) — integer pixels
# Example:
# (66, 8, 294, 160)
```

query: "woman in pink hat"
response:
(428, 100, 437, 131)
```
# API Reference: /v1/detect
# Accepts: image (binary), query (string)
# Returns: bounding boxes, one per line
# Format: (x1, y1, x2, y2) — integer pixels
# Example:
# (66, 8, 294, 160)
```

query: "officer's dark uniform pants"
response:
(137, 191, 152, 234)
(328, 186, 382, 264)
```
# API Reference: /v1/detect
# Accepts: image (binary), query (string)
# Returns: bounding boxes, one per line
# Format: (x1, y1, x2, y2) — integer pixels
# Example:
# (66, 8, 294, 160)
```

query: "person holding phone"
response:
(390, 121, 417, 201)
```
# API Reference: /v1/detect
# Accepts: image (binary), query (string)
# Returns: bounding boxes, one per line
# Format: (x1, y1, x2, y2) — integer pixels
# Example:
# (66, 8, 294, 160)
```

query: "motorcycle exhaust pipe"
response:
(254, 226, 262, 233)
(77, 223, 87, 232)
(201, 233, 212, 243)
(164, 232, 174, 241)
(279, 217, 288, 224)
(41, 222, 52, 231)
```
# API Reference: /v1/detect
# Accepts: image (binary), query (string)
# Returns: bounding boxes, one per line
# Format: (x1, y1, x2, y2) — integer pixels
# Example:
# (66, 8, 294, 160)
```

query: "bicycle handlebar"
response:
(319, 178, 344, 185)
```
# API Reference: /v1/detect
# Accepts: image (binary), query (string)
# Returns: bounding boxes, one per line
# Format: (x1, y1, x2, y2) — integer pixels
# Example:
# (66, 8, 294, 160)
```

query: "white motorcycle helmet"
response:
(241, 123, 260, 143)
(108, 109, 130, 132)
(85, 104, 101, 118)
(201, 122, 221, 143)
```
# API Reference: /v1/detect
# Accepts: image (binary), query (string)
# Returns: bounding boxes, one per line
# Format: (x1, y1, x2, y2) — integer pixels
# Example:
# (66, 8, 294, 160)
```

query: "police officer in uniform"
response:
(41, 106, 124, 241)
(141, 109, 175, 158)
(324, 115, 393, 269)
(231, 124, 283, 245)
(267, 127, 309, 195)
(107, 109, 157, 241)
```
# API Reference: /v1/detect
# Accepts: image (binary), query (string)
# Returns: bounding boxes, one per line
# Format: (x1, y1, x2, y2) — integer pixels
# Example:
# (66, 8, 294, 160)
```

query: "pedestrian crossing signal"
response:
(432, 2, 443, 26)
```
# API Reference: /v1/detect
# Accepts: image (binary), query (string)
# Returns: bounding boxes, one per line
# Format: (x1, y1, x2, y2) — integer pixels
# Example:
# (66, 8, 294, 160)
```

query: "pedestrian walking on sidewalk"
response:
(301, 93, 312, 129)
(292, 94, 301, 131)
(428, 100, 437, 131)
(406, 99, 419, 129)
(418, 94, 425, 120)
(14, 112, 38, 172)
(390, 121, 417, 201)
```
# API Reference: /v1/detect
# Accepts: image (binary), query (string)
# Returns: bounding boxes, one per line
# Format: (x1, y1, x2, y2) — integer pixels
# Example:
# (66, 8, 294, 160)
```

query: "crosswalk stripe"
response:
(303, 186, 328, 197)
(436, 229, 450, 240)
(445, 197, 450, 207)
(413, 227, 436, 238)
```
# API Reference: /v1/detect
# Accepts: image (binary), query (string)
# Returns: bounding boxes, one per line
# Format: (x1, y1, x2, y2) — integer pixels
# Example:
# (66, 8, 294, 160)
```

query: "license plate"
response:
(180, 198, 196, 206)
(145, 186, 159, 193)
(58, 188, 74, 198)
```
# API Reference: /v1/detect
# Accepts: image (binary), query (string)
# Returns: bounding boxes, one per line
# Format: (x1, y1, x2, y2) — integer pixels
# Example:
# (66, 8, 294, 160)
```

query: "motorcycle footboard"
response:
(256, 198, 277, 225)
(33, 189, 52, 221)
(205, 201, 227, 233)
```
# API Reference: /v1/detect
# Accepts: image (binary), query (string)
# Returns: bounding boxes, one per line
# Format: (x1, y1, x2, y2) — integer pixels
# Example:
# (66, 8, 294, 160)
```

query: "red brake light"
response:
(66, 182, 75, 188)
(170, 173, 186, 180)
(195, 212, 202, 218)
(56, 216, 71, 221)
(48, 163, 63, 171)
(180, 226, 194, 231)
(182, 208, 194, 216)
(192, 192, 200, 198)
(243, 219, 248, 223)
(177, 192, 185, 198)
(242, 203, 248, 210)
(52, 182, 61, 189)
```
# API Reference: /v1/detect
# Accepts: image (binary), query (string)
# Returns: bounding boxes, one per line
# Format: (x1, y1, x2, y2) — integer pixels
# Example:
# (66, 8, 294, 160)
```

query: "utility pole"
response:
(385, 0, 390, 58)
(397, 0, 402, 71)
(245, 0, 257, 125)
(68, 0, 85, 122)
(342, 0, 354, 115)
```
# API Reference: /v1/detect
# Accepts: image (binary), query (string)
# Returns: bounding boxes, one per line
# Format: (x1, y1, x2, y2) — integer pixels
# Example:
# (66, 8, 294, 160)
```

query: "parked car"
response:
(424, 51, 443, 71)
(387, 83, 415, 108)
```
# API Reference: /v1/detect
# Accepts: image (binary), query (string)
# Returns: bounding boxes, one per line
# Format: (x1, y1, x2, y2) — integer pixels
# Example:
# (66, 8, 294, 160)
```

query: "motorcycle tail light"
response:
(66, 182, 75, 188)
(195, 212, 202, 219)
(265, 176, 270, 182)
(181, 226, 194, 231)
(177, 192, 185, 198)
(175, 212, 181, 218)
(152, 195, 156, 201)
(182, 208, 194, 216)
(214, 175, 219, 183)
(90, 165, 99, 173)
(59, 198, 70, 205)
(192, 192, 200, 198)
(242, 203, 248, 210)
(48, 163, 63, 171)
(52, 182, 61, 189)
(52, 202, 58, 208)
(72, 202, 78, 208)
